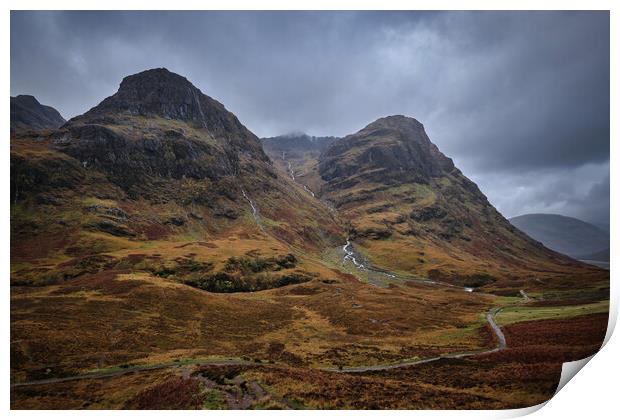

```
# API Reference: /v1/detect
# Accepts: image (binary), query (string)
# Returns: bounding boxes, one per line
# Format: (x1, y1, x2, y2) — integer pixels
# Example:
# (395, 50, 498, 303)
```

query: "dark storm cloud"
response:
(10, 11, 609, 224)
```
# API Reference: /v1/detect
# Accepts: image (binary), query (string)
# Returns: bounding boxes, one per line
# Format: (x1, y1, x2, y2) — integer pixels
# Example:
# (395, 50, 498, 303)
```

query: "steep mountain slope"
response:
(262, 133, 338, 196)
(315, 116, 583, 285)
(510, 214, 609, 260)
(262, 133, 338, 157)
(10, 95, 66, 132)
(11, 68, 344, 290)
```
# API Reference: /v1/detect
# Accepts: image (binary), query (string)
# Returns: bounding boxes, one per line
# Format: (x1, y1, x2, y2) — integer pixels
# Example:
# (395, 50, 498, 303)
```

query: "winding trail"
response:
(11, 307, 509, 388)
(10, 297, 518, 388)
(10, 359, 258, 389)
(323, 307, 506, 373)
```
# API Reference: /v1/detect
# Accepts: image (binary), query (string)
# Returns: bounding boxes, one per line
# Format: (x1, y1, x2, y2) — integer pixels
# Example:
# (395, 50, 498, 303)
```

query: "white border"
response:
(3, 2, 616, 419)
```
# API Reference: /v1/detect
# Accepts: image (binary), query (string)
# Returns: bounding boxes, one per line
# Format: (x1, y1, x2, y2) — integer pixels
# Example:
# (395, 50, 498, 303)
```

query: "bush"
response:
(184, 270, 313, 293)
(224, 253, 297, 274)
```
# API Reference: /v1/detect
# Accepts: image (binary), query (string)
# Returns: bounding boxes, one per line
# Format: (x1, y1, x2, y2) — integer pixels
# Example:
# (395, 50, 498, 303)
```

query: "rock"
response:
(354, 227, 392, 240)
(166, 217, 186, 226)
(87, 220, 134, 237)
(409, 206, 447, 222)
(214, 207, 239, 220)
(84, 205, 128, 220)
(319, 115, 455, 184)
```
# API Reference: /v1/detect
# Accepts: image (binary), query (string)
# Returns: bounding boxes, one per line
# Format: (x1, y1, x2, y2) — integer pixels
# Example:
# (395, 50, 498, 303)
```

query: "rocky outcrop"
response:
(72, 69, 261, 146)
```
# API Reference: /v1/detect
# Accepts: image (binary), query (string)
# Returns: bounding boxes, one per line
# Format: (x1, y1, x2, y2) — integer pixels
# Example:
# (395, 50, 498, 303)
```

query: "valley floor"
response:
(10, 235, 609, 409)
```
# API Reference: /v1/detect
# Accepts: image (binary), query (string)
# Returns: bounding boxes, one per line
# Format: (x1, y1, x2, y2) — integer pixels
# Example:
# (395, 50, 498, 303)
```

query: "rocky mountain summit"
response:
(52, 68, 269, 195)
(10, 95, 65, 132)
(320, 116, 454, 184)
(72, 68, 263, 152)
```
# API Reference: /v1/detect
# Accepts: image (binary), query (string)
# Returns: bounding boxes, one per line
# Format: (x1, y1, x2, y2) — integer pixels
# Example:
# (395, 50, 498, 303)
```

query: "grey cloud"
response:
(470, 162, 610, 224)
(10, 11, 609, 224)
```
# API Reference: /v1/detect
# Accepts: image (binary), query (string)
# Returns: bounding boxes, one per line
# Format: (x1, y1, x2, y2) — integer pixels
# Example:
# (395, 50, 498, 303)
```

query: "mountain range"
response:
(11, 68, 596, 289)
(10, 68, 609, 409)
(509, 213, 609, 262)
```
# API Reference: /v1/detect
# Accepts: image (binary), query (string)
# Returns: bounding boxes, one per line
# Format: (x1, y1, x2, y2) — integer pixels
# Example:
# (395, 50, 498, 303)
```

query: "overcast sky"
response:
(10, 11, 609, 225)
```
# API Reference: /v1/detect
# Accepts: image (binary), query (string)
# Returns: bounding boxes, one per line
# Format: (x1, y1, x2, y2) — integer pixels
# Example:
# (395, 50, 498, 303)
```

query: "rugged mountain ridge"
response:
(311, 115, 582, 283)
(53, 68, 269, 194)
(70, 68, 266, 158)
(320, 116, 454, 184)
(10, 95, 66, 132)
(11, 69, 344, 277)
(11, 69, 600, 289)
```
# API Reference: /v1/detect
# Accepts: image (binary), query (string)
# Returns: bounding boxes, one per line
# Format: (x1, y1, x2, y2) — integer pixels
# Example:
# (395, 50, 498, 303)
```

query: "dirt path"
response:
(11, 306, 510, 388)
(323, 307, 506, 373)
(10, 360, 257, 389)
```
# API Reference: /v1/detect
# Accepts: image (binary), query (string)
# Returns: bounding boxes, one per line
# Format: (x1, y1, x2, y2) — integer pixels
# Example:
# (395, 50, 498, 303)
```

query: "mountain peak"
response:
(12, 94, 40, 106)
(74, 68, 231, 129)
(320, 115, 454, 183)
(359, 115, 427, 143)
(367, 115, 424, 129)
(117, 67, 192, 93)
(10, 94, 65, 132)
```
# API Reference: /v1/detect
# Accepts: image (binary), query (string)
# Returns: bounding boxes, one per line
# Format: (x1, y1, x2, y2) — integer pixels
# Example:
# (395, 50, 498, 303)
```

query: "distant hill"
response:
(509, 214, 609, 261)
(577, 248, 610, 262)
(593, 222, 610, 233)
(10, 95, 65, 132)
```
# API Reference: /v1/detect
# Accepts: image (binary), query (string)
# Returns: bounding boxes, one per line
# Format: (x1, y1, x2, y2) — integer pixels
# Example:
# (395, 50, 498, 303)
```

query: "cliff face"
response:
(70, 68, 266, 158)
(52, 68, 270, 194)
(320, 116, 454, 184)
